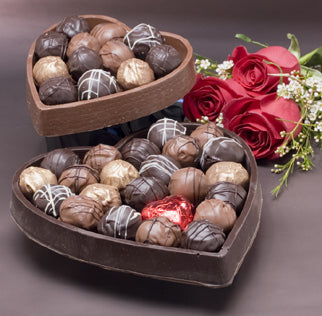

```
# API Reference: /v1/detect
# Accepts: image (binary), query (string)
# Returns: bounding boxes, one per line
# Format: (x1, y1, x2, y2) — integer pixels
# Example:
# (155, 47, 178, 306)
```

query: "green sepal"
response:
(287, 33, 301, 60)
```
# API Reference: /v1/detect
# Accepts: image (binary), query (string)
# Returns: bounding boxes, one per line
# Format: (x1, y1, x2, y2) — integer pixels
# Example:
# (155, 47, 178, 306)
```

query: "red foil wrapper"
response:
(141, 195, 194, 230)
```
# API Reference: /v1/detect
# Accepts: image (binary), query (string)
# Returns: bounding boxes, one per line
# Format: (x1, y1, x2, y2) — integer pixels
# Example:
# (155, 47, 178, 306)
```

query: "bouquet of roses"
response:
(183, 34, 322, 196)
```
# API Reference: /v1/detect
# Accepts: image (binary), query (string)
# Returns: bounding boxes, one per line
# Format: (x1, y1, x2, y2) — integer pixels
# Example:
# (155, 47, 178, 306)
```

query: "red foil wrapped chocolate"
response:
(141, 195, 194, 230)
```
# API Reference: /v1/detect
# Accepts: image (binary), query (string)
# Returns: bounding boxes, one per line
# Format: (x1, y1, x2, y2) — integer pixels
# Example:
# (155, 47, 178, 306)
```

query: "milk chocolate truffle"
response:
(39, 76, 78, 105)
(78, 69, 118, 100)
(168, 167, 209, 205)
(123, 23, 163, 59)
(147, 118, 186, 149)
(68, 47, 103, 81)
(97, 205, 142, 240)
(33, 56, 70, 86)
(124, 176, 169, 212)
(60, 195, 103, 230)
(206, 181, 247, 215)
(162, 135, 201, 168)
(90, 22, 127, 46)
(200, 137, 245, 171)
(206, 161, 249, 189)
(56, 15, 90, 38)
(19, 166, 57, 199)
(34, 30, 68, 60)
(33, 184, 73, 218)
(120, 138, 161, 170)
(99, 40, 134, 74)
(145, 44, 182, 78)
(80, 183, 122, 213)
(194, 199, 237, 233)
(139, 154, 181, 185)
(58, 164, 99, 194)
(66, 32, 100, 57)
(190, 122, 224, 148)
(40, 148, 80, 178)
(117, 58, 154, 90)
(181, 220, 226, 252)
(100, 159, 139, 191)
(83, 144, 122, 174)
(135, 216, 182, 247)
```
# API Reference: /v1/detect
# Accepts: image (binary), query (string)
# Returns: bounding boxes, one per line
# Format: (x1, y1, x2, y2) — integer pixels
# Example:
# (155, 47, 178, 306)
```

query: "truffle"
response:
(66, 32, 100, 57)
(123, 176, 169, 212)
(39, 76, 78, 105)
(33, 184, 73, 218)
(162, 135, 201, 168)
(190, 122, 224, 148)
(181, 220, 226, 252)
(147, 118, 186, 149)
(120, 138, 161, 170)
(123, 23, 163, 59)
(168, 167, 209, 205)
(60, 195, 103, 230)
(145, 44, 182, 78)
(135, 216, 182, 247)
(56, 15, 90, 38)
(97, 205, 142, 240)
(90, 22, 127, 46)
(116, 58, 154, 90)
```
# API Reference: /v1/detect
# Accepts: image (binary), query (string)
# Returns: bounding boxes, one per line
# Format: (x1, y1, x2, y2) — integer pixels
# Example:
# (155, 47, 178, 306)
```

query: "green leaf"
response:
(235, 33, 268, 48)
(300, 65, 322, 80)
(299, 47, 322, 67)
(287, 33, 301, 60)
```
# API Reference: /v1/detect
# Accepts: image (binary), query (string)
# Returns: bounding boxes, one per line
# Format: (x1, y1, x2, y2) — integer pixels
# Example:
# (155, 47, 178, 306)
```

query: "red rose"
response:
(222, 93, 302, 159)
(228, 46, 300, 96)
(183, 74, 247, 122)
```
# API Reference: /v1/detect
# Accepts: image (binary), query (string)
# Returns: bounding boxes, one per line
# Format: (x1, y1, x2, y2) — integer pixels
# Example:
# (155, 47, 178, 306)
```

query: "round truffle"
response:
(135, 216, 182, 247)
(56, 15, 90, 38)
(33, 56, 70, 86)
(100, 159, 139, 191)
(181, 220, 226, 252)
(90, 22, 127, 46)
(139, 154, 181, 185)
(168, 167, 209, 205)
(194, 199, 237, 233)
(200, 137, 245, 171)
(190, 122, 224, 148)
(123, 23, 163, 59)
(83, 143, 122, 173)
(33, 184, 73, 218)
(34, 30, 68, 60)
(40, 148, 80, 178)
(60, 195, 103, 230)
(120, 138, 161, 170)
(58, 164, 99, 194)
(77, 69, 118, 100)
(39, 76, 78, 105)
(97, 205, 142, 240)
(124, 176, 169, 212)
(145, 44, 182, 78)
(162, 135, 201, 168)
(117, 58, 154, 90)
(66, 32, 100, 57)
(147, 118, 186, 149)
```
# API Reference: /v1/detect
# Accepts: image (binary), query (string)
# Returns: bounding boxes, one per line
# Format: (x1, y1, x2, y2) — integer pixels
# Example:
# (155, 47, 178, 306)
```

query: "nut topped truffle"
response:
(56, 15, 90, 38)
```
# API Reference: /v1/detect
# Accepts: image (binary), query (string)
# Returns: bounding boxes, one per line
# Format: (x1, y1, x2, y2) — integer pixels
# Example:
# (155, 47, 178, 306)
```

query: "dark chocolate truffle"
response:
(124, 176, 169, 212)
(145, 44, 182, 77)
(181, 220, 226, 252)
(162, 135, 201, 168)
(206, 181, 247, 215)
(200, 137, 246, 171)
(190, 122, 224, 148)
(58, 164, 99, 194)
(135, 216, 182, 247)
(147, 118, 186, 149)
(60, 195, 103, 230)
(56, 15, 90, 38)
(39, 76, 78, 105)
(139, 154, 181, 185)
(123, 23, 163, 59)
(168, 167, 209, 205)
(34, 30, 68, 60)
(90, 22, 127, 46)
(78, 69, 118, 100)
(97, 205, 142, 239)
(33, 184, 73, 218)
(66, 32, 100, 57)
(40, 148, 80, 178)
(120, 138, 161, 170)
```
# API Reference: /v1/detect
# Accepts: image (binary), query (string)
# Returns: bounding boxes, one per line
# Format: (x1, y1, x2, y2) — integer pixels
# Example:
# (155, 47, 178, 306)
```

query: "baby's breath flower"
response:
(215, 60, 234, 80)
